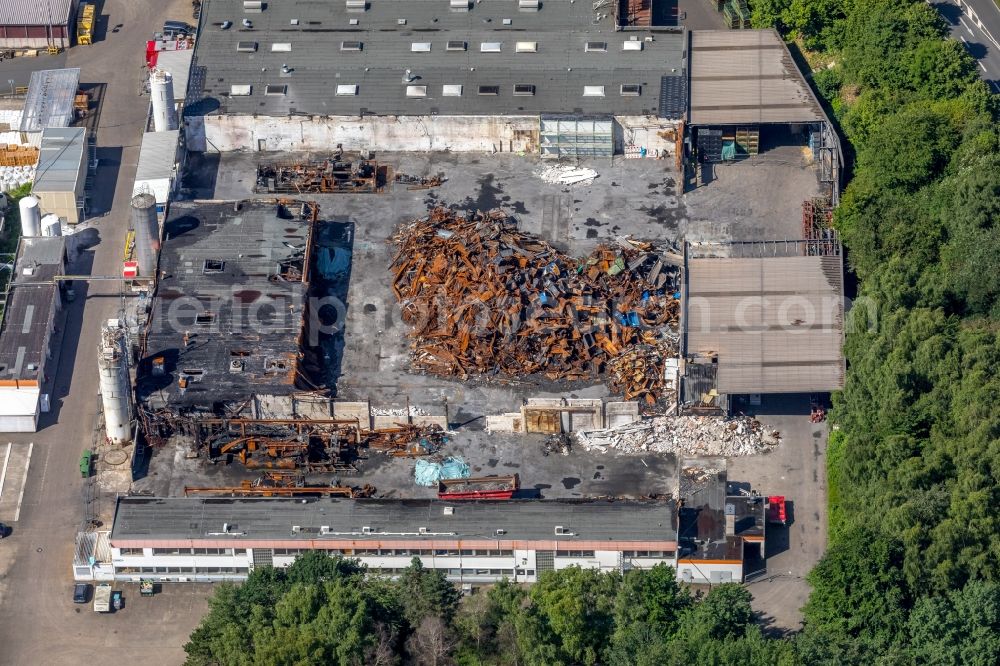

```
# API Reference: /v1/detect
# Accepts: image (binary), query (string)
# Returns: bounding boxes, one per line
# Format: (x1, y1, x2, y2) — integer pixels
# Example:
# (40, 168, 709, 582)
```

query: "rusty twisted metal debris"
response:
(390, 208, 680, 402)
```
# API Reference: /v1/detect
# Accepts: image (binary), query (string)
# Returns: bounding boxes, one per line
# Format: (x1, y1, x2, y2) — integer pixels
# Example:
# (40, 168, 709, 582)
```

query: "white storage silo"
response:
(19, 195, 41, 236)
(41, 213, 62, 237)
(150, 69, 178, 132)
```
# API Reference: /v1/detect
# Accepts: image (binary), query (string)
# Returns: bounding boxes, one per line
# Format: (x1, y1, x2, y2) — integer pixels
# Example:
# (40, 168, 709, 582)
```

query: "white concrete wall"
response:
(616, 116, 680, 158)
(188, 114, 541, 153)
(676, 560, 743, 584)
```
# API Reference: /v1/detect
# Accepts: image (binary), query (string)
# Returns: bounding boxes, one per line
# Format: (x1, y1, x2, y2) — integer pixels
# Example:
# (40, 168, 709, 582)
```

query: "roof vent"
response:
(495, 528, 506, 536)
(620, 84, 641, 96)
(513, 84, 535, 96)
(554, 525, 570, 535)
(291, 525, 301, 533)
(320, 526, 331, 534)
(519, 0, 541, 10)
(418, 527, 429, 534)
(361, 526, 373, 534)
(450, 0, 471, 10)
(346, 0, 367, 11)
(443, 507, 454, 515)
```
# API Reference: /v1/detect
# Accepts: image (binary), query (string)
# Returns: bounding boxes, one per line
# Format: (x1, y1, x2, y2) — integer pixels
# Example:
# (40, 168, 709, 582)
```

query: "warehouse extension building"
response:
(0, 0, 76, 49)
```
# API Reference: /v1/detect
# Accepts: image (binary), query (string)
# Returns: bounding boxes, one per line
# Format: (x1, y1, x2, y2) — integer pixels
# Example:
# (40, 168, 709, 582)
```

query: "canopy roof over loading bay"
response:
(687, 29, 825, 126)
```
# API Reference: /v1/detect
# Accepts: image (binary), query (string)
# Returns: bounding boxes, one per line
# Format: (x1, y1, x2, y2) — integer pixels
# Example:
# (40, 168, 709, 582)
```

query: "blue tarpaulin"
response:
(414, 457, 471, 487)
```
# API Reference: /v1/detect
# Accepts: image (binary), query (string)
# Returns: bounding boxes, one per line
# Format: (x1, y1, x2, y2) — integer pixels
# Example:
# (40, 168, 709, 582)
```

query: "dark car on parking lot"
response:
(73, 583, 91, 604)
(0, 522, 9, 538)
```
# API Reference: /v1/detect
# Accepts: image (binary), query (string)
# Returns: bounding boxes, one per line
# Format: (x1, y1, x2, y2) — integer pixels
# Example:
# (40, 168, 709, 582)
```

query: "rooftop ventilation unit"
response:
(515, 41, 537, 53)
(236, 41, 258, 53)
(585, 41, 608, 52)
(341, 41, 363, 51)
(446, 40, 467, 51)
(361, 526, 373, 534)
(554, 525, 569, 535)
(623, 39, 643, 51)
(406, 85, 428, 97)
(265, 84, 287, 96)
(443, 507, 454, 515)
(478, 85, 500, 96)
(411, 42, 432, 52)
(583, 85, 605, 97)
(620, 84, 641, 96)
(230, 84, 252, 96)
(442, 84, 463, 96)
(480, 41, 502, 53)
(291, 526, 301, 533)
(450, 0, 471, 10)
(519, 0, 541, 10)
(336, 84, 359, 96)
(346, 0, 367, 11)
(271, 42, 291, 52)
(418, 527, 429, 534)
(320, 526, 331, 534)
(495, 528, 506, 536)
(243, 1, 264, 12)
(513, 84, 535, 96)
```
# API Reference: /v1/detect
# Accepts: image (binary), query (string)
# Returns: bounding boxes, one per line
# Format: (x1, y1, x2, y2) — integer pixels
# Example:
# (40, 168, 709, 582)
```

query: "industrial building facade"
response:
(82, 497, 682, 584)
(184, 0, 687, 155)
(0, 0, 76, 49)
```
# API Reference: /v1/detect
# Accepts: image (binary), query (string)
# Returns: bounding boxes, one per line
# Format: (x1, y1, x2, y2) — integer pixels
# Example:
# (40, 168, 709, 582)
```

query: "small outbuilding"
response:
(33, 126, 87, 224)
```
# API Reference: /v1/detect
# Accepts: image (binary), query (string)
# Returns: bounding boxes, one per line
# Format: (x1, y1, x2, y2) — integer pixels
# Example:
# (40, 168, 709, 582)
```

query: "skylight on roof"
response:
(583, 85, 605, 97)
(585, 41, 608, 53)
(620, 84, 641, 96)
(411, 42, 432, 53)
(515, 41, 537, 53)
(478, 85, 500, 96)
(623, 40, 643, 51)
(406, 85, 428, 97)
(446, 40, 467, 51)
(513, 84, 535, 96)
(336, 84, 359, 96)
(480, 42, 502, 53)
(442, 84, 463, 96)
(341, 41, 363, 51)
(265, 85, 287, 96)
(271, 43, 292, 52)
(230, 85, 252, 96)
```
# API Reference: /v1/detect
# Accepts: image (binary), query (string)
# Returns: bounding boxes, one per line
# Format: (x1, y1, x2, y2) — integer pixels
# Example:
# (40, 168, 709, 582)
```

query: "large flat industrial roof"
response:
(685, 254, 845, 393)
(188, 0, 685, 117)
(137, 200, 316, 408)
(688, 29, 824, 125)
(0, 238, 65, 383)
(110, 497, 679, 545)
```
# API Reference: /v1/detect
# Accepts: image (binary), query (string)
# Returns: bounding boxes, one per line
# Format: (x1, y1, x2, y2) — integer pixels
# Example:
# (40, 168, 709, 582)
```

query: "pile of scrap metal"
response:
(390, 208, 681, 403)
(395, 172, 445, 190)
(184, 471, 377, 498)
(256, 157, 382, 194)
(363, 423, 448, 457)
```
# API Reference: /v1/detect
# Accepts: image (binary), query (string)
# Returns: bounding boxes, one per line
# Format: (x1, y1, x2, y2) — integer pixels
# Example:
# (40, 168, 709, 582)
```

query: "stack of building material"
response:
(390, 208, 680, 401)
(575, 415, 780, 456)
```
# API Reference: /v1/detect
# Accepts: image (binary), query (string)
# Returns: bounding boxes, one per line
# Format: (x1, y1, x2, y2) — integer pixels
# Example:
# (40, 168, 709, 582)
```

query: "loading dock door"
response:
(540, 116, 613, 158)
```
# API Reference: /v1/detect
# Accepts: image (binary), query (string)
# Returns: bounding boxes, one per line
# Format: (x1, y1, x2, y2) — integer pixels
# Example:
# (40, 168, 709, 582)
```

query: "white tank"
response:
(19, 196, 41, 236)
(41, 213, 62, 237)
(150, 69, 178, 132)
(98, 322, 133, 444)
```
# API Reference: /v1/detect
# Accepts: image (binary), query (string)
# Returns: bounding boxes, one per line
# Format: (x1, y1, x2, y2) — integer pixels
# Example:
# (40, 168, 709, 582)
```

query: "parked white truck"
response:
(93, 584, 111, 612)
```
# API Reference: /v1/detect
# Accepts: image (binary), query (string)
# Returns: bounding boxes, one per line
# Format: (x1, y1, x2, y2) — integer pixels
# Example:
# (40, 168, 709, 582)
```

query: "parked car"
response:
(73, 583, 91, 604)
(0, 522, 9, 538)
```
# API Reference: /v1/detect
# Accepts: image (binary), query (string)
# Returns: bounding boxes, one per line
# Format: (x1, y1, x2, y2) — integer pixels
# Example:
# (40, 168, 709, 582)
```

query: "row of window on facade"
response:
(120, 547, 674, 558)
(119, 547, 247, 556)
(369, 568, 536, 577)
(117, 566, 250, 575)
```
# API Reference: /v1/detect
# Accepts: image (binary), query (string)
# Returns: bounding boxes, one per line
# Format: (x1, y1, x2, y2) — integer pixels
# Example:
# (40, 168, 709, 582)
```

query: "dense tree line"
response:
(184, 553, 794, 665)
(750, 0, 1000, 662)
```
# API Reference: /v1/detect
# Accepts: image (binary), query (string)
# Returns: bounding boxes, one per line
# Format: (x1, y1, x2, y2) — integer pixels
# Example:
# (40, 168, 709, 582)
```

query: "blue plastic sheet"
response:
(414, 456, 471, 487)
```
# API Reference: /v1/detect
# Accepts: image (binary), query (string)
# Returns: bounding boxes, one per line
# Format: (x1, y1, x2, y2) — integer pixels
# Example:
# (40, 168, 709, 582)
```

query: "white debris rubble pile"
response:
(535, 164, 598, 186)
(371, 406, 429, 417)
(575, 415, 780, 456)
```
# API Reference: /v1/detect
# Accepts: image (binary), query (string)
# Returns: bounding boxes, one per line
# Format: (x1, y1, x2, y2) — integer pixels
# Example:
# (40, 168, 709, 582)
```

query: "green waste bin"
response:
(80, 450, 92, 478)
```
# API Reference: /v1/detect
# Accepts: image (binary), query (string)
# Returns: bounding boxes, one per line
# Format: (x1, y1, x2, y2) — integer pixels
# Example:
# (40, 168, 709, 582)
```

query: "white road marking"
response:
(0, 442, 10, 499)
(960, 17, 975, 35)
(13, 442, 32, 522)
(961, 35, 968, 43)
(980, 60, 988, 72)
